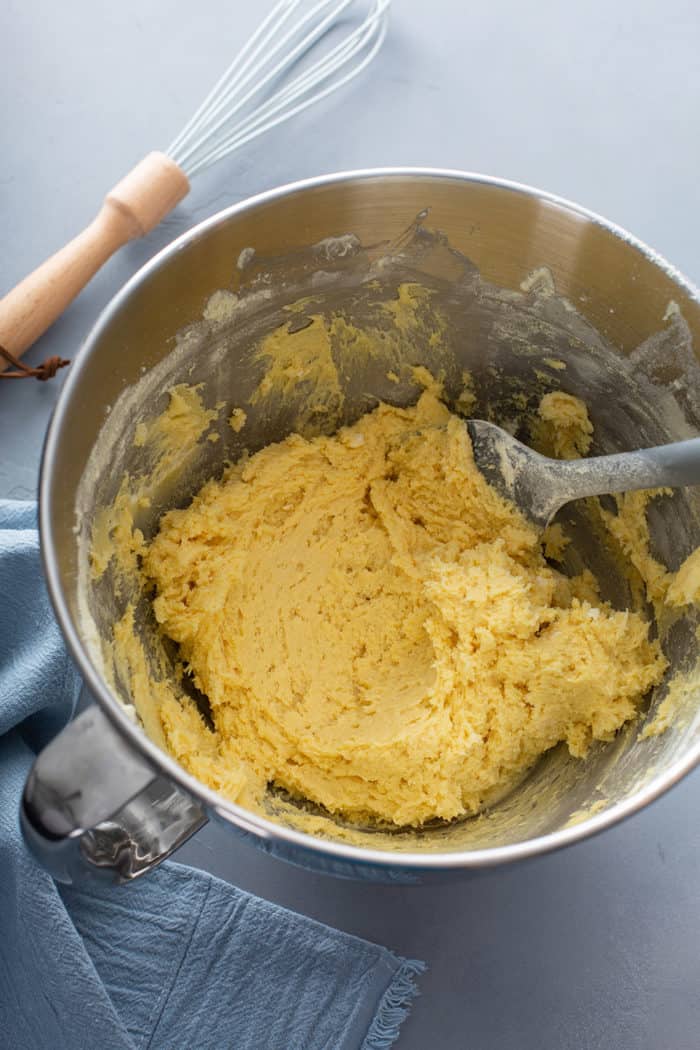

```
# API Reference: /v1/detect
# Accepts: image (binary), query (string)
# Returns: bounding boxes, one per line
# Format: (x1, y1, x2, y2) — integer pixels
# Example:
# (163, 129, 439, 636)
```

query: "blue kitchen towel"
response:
(0, 500, 425, 1050)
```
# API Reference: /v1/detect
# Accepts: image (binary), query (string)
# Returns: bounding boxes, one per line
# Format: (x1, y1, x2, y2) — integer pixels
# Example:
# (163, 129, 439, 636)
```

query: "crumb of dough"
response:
(542, 522, 570, 561)
(564, 797, 607, 827)
(533, 391, 593, 458)
(410, 364, 443, 396)
(229, 408, 247, 434)
(203, 289, 239, 323)
(601, 490, 673, 607)
(666, 548, 700, 607)
(543, 358, 567, 371)
(641, 670, 696, 738)
(386, 370, 400, 384)
(599, 488, 700, 620)
(142, 391, 667, 828)
(455, 370, 477, 416)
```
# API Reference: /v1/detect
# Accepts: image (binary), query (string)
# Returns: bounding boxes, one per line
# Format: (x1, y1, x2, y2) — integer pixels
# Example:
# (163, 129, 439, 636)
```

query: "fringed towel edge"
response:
(361, 957, 427, 1050)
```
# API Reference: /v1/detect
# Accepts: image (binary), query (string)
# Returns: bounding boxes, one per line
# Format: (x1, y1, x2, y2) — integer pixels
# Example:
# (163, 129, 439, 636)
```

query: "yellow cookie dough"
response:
(142, 390, 667, 828)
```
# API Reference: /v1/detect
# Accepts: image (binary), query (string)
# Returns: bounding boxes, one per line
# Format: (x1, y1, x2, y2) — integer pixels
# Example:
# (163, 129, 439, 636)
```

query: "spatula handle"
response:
(0, 151, 189, 365)
(552, 438, 700, 503)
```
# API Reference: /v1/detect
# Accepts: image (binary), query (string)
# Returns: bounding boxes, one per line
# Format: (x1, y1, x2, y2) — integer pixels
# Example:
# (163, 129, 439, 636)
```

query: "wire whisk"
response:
(169, 0, 390, 177)
(0, 0, 391, 370)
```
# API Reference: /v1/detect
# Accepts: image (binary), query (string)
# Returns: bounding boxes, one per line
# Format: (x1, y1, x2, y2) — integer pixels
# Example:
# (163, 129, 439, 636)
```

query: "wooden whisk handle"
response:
(0, 151, 189, 366)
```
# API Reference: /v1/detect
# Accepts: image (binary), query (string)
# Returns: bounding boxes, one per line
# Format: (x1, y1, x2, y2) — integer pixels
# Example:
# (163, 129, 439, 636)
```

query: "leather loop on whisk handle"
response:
(0, 151, 189, 365)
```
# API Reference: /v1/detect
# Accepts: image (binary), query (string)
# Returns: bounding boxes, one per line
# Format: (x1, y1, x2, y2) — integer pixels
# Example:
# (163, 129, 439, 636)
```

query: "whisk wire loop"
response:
(167, 0, 390, 178)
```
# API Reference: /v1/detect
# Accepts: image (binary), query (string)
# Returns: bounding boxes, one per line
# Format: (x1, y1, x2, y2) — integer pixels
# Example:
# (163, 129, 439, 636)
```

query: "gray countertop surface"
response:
(3, 2, 700, 1047)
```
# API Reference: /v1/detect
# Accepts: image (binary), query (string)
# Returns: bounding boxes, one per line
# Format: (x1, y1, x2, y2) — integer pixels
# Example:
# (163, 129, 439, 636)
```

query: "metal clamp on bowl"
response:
(21, 697, 207, 884)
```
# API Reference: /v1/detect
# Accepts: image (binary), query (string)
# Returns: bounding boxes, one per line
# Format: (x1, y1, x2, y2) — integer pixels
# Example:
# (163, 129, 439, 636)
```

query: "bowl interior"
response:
(48, 173, 700, 855)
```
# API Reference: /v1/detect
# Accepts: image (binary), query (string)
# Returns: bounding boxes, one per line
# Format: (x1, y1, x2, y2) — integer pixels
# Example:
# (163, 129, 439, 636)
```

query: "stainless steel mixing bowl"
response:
(22, 169, 700, 885)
